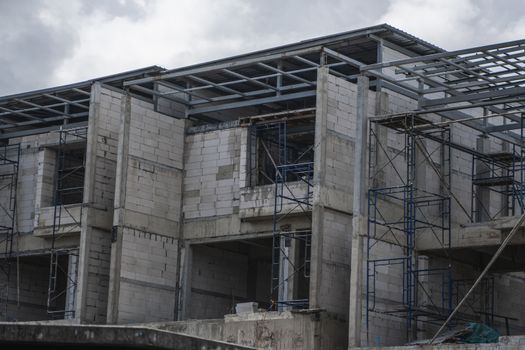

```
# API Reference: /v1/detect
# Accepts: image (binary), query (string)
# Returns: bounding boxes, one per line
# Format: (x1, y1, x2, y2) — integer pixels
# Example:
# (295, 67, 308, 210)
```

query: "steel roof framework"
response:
(124, 40, 376, 119)
(0, 25, 442, 140)
(122, 24, 442, 121)
(360, 39, 525, 145)
(0, 66, 164, 140)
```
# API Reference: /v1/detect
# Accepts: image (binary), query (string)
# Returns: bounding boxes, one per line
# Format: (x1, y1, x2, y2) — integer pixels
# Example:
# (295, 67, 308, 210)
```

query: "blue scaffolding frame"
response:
(47, 127, 87, 318)
(470, 119, 525, 221)
(366, 114, 453, 341)
(0, 143, 20, 320)
(248, 117, 314, 310)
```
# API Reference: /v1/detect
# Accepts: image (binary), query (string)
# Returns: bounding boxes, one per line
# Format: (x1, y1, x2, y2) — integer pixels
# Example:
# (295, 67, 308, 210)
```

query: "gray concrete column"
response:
(309, 67, 329, 309)
(65, 250, 79, 319)
(372, 92, 389, 188)
(278, 235, 291, 311)
(75, 82, 101, 323)
(416, 255, 429, 340)
(177, 243, 193, 320)
(348, 75, 369, 348)
(106, 92, 131, 324)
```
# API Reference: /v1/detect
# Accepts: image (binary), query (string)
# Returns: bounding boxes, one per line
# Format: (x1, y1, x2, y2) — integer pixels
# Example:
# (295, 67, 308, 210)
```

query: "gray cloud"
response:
(0, 0, 156, 95)
(78, 0, 149, 21)
(0, 1, 77, 95)
(1, 0, 524, 96)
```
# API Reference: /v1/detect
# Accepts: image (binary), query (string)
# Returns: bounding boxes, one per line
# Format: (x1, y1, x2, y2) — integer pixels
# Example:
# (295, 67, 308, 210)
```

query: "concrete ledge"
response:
(0, 322, 256, 349)
(418, 215, 525, 251)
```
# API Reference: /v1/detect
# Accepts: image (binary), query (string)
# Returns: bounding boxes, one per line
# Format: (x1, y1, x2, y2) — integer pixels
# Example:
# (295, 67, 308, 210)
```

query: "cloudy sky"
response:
(1, 0, 524, 95)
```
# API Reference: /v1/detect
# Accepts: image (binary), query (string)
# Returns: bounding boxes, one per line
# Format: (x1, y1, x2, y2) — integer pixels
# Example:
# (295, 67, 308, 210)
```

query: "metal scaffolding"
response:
(471, 134, 525, 221)
(361, 37, 525, 341)
(47, 127, 87, 318)
(0, 143, 20, 320)
(366, 114, 453, 339)
(243, 109, 315, 310)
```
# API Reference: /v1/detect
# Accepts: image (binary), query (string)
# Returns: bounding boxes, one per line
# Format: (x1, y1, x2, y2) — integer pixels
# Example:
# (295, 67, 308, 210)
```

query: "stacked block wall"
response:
(493, 272, 525, 334)
(0, 133, 81, 321)
(188, 245, 248, 319)
(5, 256, 50, 321)
(76, 84, 121, 323)
(183, 128, 241, 223)
(182, 127, 244, 242)
(310, 69, 374, 318)
(1, 131, 82, 237)
(108, 92, 184, 324)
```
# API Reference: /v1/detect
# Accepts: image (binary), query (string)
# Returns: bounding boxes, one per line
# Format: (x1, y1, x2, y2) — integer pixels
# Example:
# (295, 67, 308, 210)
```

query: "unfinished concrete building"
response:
(0, 24, 524, 349)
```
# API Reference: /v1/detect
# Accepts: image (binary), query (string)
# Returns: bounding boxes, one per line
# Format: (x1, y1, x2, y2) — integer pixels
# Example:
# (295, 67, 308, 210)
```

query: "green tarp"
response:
(459, 322, 500, 344)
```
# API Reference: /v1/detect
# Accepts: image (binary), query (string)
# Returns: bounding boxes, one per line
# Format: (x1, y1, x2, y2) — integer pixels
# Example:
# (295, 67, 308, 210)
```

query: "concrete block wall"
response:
(1, 132, 62, 236)
(0, 132, 84, 322)
(182, 128, 243, 242)
(112, 228, 178, 323)
(11, 137, 60, 237)
(316, 209, 352, 314)
(34, 147, 55, 215)
(360, 239, 407, 347)
(6, 256, 51, 321)
(0, 130, 87, 240)
(188, 245, 248, 319)
(32, 143, 83, 236)
(76, 84, 121, 323)
(310, 69, 374, 319)
(183, 128, 240, 222)
(493, 272, 525, 334)
(450, 122, 480, 225)
(13, 142, 42, 235)
(107, 90, 185, 324)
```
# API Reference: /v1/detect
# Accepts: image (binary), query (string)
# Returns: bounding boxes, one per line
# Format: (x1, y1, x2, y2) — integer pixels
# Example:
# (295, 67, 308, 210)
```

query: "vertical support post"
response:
(276, 62, 283, 96)
(106, 91, 131, 324)
(65, 251, 79, 319)
(178, 243, 193, 320)
(375, 39, 383, 92)
(416, 255, 429, 340)
(372, 92, 389, 188)
(76, 82, 100, 323)
(278, 235, 290, 311)
(348, 74, 369, 348)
